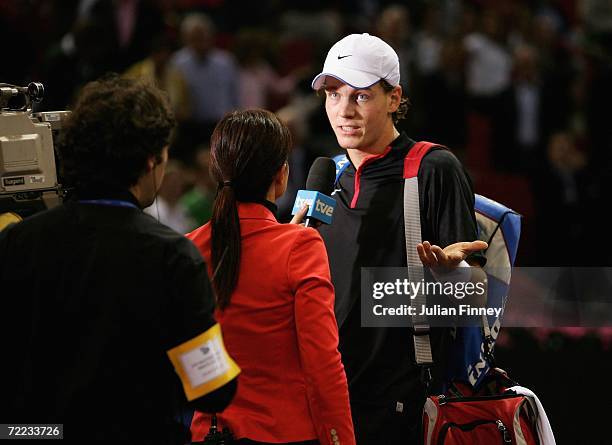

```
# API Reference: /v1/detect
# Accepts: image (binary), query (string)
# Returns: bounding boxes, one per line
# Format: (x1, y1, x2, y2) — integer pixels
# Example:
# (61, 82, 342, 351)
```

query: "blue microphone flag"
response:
(291, 190, 336, 225)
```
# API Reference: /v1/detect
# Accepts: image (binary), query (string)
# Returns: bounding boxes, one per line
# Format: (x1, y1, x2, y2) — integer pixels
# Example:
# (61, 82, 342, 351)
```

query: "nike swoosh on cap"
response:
(337, 54, 352, 59)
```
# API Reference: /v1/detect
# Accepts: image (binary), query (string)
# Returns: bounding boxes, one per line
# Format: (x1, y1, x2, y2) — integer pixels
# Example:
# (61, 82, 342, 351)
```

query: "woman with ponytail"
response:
(187, 110, 355, 445)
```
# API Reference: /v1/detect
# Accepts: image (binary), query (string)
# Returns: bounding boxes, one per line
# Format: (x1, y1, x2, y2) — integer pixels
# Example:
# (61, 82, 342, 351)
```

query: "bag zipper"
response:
(437, 393, 520, 405)
(437, 418, 512, 444)
(496, 419, 512, 443)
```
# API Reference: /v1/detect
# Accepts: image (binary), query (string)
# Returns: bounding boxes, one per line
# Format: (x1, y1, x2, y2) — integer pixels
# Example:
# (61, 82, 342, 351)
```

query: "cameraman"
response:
(0, 76, 238, 444)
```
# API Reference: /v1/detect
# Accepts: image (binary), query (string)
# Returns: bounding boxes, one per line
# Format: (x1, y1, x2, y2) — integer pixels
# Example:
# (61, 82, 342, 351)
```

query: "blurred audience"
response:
(463, 8, 514, 171)
(170, 12, 239, 163)
(124, 35, 191, 121)
(376, 4, 413, 94)
(41, 18, 116, 109)
(180, 146, 216, 226)
(76, 0, 165, 72)
(509, 44, 543, 170)
(232, 29, 298, 110)
(145, 160, 196, 233)
(533, 131, 589, 266)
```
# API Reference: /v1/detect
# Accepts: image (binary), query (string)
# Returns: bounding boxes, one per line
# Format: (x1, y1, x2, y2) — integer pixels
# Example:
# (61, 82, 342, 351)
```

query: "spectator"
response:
(181, 146, 216, 226)
(124, 35, 191, 122)
(233, 29, 298, 110)
(145, 160, 196, 233)
(510, 44, 543, 171)
(463, 8, 514, 171)
(533, 131, 589, 265)
(170, 12, 239, 163)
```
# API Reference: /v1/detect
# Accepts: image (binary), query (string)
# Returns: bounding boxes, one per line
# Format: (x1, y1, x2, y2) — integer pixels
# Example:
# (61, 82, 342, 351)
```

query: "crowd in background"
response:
(2, 1, 612, 442)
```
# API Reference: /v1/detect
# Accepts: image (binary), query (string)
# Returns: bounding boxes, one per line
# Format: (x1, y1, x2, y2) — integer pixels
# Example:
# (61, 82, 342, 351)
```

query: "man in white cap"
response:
(312, 33, 486, 443)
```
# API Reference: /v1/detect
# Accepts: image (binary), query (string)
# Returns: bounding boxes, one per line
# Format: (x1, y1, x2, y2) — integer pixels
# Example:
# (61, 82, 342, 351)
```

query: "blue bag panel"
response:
(450, 197, 521, 388)
(475, 194, 521, 267)
(499, 212, 521, 266)
(447, 275, 508, 387)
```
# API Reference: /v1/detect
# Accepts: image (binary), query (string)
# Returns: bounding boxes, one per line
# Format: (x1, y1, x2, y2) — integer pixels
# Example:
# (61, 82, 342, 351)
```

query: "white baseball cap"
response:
(311, 33, 400, 90)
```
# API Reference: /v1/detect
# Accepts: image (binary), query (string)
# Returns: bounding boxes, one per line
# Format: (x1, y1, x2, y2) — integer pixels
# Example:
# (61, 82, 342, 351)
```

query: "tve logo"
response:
(291, 190, 337, 225)
(315, 198, 334, 217)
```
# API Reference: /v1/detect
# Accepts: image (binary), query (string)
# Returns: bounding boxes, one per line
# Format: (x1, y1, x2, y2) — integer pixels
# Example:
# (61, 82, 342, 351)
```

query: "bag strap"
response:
(402, 141, 441, 372)
(333, 142, 454, 378)
(333, 142, 441, 370)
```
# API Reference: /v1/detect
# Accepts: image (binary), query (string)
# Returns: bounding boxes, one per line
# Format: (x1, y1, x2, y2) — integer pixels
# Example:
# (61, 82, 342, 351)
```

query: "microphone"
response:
(291, 157, 337, 227)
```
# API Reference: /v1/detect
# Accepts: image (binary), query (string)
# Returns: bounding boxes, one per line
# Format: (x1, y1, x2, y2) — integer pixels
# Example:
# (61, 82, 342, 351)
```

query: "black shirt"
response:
(318, 133, 481, 409)
(0, 191, 220, 444)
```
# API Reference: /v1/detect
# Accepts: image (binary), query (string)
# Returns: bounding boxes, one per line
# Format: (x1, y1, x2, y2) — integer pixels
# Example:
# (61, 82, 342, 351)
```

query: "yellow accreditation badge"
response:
(166, 323, 240, 401)
(0, 212, 22, 231)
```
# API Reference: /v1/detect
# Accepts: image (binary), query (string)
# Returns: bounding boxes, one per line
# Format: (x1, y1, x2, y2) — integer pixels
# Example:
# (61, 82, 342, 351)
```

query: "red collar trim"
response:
(350, 146, 393, 209)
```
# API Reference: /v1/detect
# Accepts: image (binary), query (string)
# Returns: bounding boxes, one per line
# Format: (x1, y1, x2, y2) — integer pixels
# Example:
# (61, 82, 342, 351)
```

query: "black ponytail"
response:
(209, 109, 291, 309)
(210, 182, 240, 309)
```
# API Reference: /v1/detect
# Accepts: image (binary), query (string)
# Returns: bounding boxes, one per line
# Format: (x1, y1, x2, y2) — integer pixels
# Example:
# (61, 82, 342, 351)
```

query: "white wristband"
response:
(430, 260, 471, 284)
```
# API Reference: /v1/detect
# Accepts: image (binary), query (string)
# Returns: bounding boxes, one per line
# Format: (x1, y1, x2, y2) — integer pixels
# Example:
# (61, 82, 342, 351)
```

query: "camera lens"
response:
(27, 82, 45, 103)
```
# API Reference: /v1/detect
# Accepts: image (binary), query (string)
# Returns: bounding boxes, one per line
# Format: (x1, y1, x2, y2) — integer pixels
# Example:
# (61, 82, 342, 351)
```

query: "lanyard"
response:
(78, 199, 139, 209)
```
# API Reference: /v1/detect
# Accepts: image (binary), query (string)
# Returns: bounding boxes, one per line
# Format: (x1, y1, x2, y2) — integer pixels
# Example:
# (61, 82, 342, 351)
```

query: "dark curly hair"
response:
(58, 75, 175, 191)
(379, 80, 410, 123)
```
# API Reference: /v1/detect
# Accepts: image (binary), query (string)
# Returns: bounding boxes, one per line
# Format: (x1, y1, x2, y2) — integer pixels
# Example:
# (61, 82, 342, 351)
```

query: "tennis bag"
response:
(423, 396, 538, 444)
(446, 192, 521, 387)
(422, 369, 540, 445)
(393, 142, 549, 444)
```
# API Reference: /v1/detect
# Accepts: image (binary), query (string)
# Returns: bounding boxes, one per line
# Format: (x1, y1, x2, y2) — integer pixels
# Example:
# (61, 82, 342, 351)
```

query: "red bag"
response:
(423, 392, 539, 445)
(423, 370, 540, 445)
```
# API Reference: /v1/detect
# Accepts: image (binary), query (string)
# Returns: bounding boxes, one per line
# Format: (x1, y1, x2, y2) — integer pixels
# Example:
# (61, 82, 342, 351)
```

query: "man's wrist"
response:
(430, 260, 471, 284)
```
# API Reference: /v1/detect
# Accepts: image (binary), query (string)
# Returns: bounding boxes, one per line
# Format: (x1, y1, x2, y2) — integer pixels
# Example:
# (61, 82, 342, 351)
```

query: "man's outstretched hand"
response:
(417, 240, 488, 269)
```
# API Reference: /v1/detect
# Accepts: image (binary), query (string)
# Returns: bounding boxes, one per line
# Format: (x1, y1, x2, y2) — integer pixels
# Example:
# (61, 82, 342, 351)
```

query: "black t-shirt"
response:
(318, 133, 481, 410)
(0, 191, 217, 444)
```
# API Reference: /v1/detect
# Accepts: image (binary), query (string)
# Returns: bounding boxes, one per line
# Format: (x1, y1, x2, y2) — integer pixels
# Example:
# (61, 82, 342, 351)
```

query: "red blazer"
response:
(187, 202, 355, 445)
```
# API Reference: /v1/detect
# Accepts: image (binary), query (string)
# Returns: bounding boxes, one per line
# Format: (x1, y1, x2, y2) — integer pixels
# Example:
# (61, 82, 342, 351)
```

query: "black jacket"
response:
(0, 191, 235, 444)
(318, 133, 481, 443)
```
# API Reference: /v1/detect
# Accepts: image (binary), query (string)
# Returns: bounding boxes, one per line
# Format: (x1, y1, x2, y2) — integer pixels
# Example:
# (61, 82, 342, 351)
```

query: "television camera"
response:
(0, 82, 70, 225)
